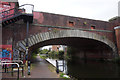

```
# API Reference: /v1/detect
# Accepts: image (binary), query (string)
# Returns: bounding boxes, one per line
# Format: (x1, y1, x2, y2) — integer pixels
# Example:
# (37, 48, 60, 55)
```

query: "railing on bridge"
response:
(0, 4, 34, 20)
(0, 4, 34, 26)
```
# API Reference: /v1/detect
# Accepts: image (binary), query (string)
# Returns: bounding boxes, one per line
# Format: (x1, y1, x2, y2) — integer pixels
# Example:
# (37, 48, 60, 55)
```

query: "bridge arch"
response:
(17, 30, 117, 57)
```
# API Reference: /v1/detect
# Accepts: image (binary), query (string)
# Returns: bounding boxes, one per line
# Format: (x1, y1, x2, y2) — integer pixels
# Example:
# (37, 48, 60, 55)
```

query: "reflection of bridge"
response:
(1, 1, 120, 60)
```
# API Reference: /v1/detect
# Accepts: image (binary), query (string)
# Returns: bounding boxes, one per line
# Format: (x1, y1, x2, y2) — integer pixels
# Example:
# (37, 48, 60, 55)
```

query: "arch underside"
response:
(17, 30, 117, 58)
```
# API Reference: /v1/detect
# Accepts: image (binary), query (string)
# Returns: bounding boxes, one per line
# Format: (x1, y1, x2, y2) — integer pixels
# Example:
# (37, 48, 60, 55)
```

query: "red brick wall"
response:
(33, 12, 115, 42)
(2, 11, 117, 47)
(52, 45, 60, 52)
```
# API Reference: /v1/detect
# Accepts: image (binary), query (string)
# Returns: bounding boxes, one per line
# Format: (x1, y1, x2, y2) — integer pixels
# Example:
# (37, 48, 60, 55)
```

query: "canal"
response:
(46, 56, 120, 79)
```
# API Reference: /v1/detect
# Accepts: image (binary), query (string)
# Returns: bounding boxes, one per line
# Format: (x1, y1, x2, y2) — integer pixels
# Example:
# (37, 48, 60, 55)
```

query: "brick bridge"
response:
(1, 2, 120, 60)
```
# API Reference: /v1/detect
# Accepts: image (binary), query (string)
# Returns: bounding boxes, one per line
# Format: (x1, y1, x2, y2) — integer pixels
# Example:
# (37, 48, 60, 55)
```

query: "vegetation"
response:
(31, 49, 38, 62)
(40, 55, 47, 59)
(31, 46, 77, 61)
(33, 47, 73, 60)
(39, 49, 49, 54)
(31, 51, 37, 59)
(48, 50, 59, 56)
(48, 50, 65, 60)
(109, 16, 120, 22)
(59, 73, 70, 79)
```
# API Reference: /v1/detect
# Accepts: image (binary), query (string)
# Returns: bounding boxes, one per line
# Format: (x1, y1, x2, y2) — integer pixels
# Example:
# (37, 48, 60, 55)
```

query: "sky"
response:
(41, 45, 52, 50)
(18, 0, 120, 21)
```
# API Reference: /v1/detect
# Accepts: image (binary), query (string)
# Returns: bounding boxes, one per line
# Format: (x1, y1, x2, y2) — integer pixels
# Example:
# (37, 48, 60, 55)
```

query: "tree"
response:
(40, 49, 49, 54)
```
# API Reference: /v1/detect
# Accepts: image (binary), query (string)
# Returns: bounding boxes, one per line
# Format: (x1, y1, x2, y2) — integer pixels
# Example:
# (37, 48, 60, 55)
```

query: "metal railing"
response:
(1, 60, 23, 64)
(0, 60, 24, 80)
(0, 62, 20, 80)
(0, 4, 34, 21)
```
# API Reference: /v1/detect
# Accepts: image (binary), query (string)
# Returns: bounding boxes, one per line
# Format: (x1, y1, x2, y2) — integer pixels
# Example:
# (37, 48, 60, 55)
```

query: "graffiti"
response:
(0, 45, 12, 60)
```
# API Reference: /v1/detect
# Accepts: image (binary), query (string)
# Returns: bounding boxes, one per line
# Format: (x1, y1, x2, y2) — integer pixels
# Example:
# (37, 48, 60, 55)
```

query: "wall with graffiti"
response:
(0, 45, 12, 60)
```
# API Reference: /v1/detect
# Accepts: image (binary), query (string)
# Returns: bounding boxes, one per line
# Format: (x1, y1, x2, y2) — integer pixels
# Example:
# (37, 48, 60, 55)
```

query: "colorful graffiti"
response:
(0, 45, 12, 60)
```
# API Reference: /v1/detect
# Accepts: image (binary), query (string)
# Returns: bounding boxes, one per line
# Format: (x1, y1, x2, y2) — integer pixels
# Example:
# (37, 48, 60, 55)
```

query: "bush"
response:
(40, 49, 49, 54)
(59, 50, 64, 56)
(48, 51, 58, 57)
(31, 52, 37, 59)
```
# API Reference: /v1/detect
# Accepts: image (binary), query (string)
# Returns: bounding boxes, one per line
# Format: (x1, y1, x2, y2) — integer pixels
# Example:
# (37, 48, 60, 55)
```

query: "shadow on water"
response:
(47, 53, 120, 79)
(67, 57, 120, 79)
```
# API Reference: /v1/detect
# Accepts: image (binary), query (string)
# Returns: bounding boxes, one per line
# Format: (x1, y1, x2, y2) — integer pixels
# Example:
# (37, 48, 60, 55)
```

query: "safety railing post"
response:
(63, 59, 64, 71)
(5, 64, 7, 73)
(11, 64, 14, 76)
(56, 60, 59, 74)
(17, 67, 19, 80)
(22, 66, 24, 76)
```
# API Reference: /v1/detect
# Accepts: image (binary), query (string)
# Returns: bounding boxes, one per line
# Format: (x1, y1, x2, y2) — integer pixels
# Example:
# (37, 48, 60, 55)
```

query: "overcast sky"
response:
(18, 0, 119, 21)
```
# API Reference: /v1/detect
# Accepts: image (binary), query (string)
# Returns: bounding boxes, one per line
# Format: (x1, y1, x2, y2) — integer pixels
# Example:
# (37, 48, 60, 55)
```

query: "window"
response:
(48, 28, 51, 30)
(91, 25, 95, 30)
(68, 21, 75, 26)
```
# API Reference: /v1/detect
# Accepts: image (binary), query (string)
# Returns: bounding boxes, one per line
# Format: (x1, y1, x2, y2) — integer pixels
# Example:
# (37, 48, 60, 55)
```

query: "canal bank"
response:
(46, 58, 70, 79)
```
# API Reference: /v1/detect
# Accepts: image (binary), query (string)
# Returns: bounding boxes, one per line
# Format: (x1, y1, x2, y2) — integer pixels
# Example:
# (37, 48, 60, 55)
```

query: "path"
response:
(24, 55, 58, 78)
(2, 55, 59, 79)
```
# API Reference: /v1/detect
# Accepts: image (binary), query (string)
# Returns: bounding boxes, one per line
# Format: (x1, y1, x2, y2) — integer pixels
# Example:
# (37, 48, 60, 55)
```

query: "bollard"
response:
(28, 61, 30, 75)
(7, 65, 8, 73)
(5, 64, 7, 73)
(11, 64, 13, 76)
(22, 66, 24, 76)
(17, 67, 19, 80)
(56, 60, 59, 74)
(63, 59, 64, 71)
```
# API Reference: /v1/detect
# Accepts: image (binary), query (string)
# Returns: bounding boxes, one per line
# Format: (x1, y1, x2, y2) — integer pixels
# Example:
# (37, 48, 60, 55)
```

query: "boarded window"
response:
(68, 21, 74, 26)
(91, 25, 95, 30)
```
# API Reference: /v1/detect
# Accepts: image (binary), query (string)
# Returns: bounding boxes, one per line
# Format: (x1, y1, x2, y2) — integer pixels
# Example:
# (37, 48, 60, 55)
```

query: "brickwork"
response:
(2, 11, 120, 58)
(33, 12, 116, 42)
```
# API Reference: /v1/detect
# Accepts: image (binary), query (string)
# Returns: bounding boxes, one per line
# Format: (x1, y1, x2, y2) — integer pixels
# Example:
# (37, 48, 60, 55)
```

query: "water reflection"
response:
(47, 55, 120, 79)
(67, 59, 120, 78)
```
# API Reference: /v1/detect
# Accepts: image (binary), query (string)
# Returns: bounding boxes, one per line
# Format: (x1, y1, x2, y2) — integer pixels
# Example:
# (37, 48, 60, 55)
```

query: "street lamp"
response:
(22, 4, 34, 75)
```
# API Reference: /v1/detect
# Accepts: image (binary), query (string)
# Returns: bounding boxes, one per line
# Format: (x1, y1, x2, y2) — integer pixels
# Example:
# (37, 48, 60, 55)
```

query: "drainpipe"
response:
(114, 26, 120, 56)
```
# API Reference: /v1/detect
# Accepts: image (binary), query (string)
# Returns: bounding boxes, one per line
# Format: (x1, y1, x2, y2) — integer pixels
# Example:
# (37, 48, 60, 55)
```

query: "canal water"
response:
(46, 57, 120, 79)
